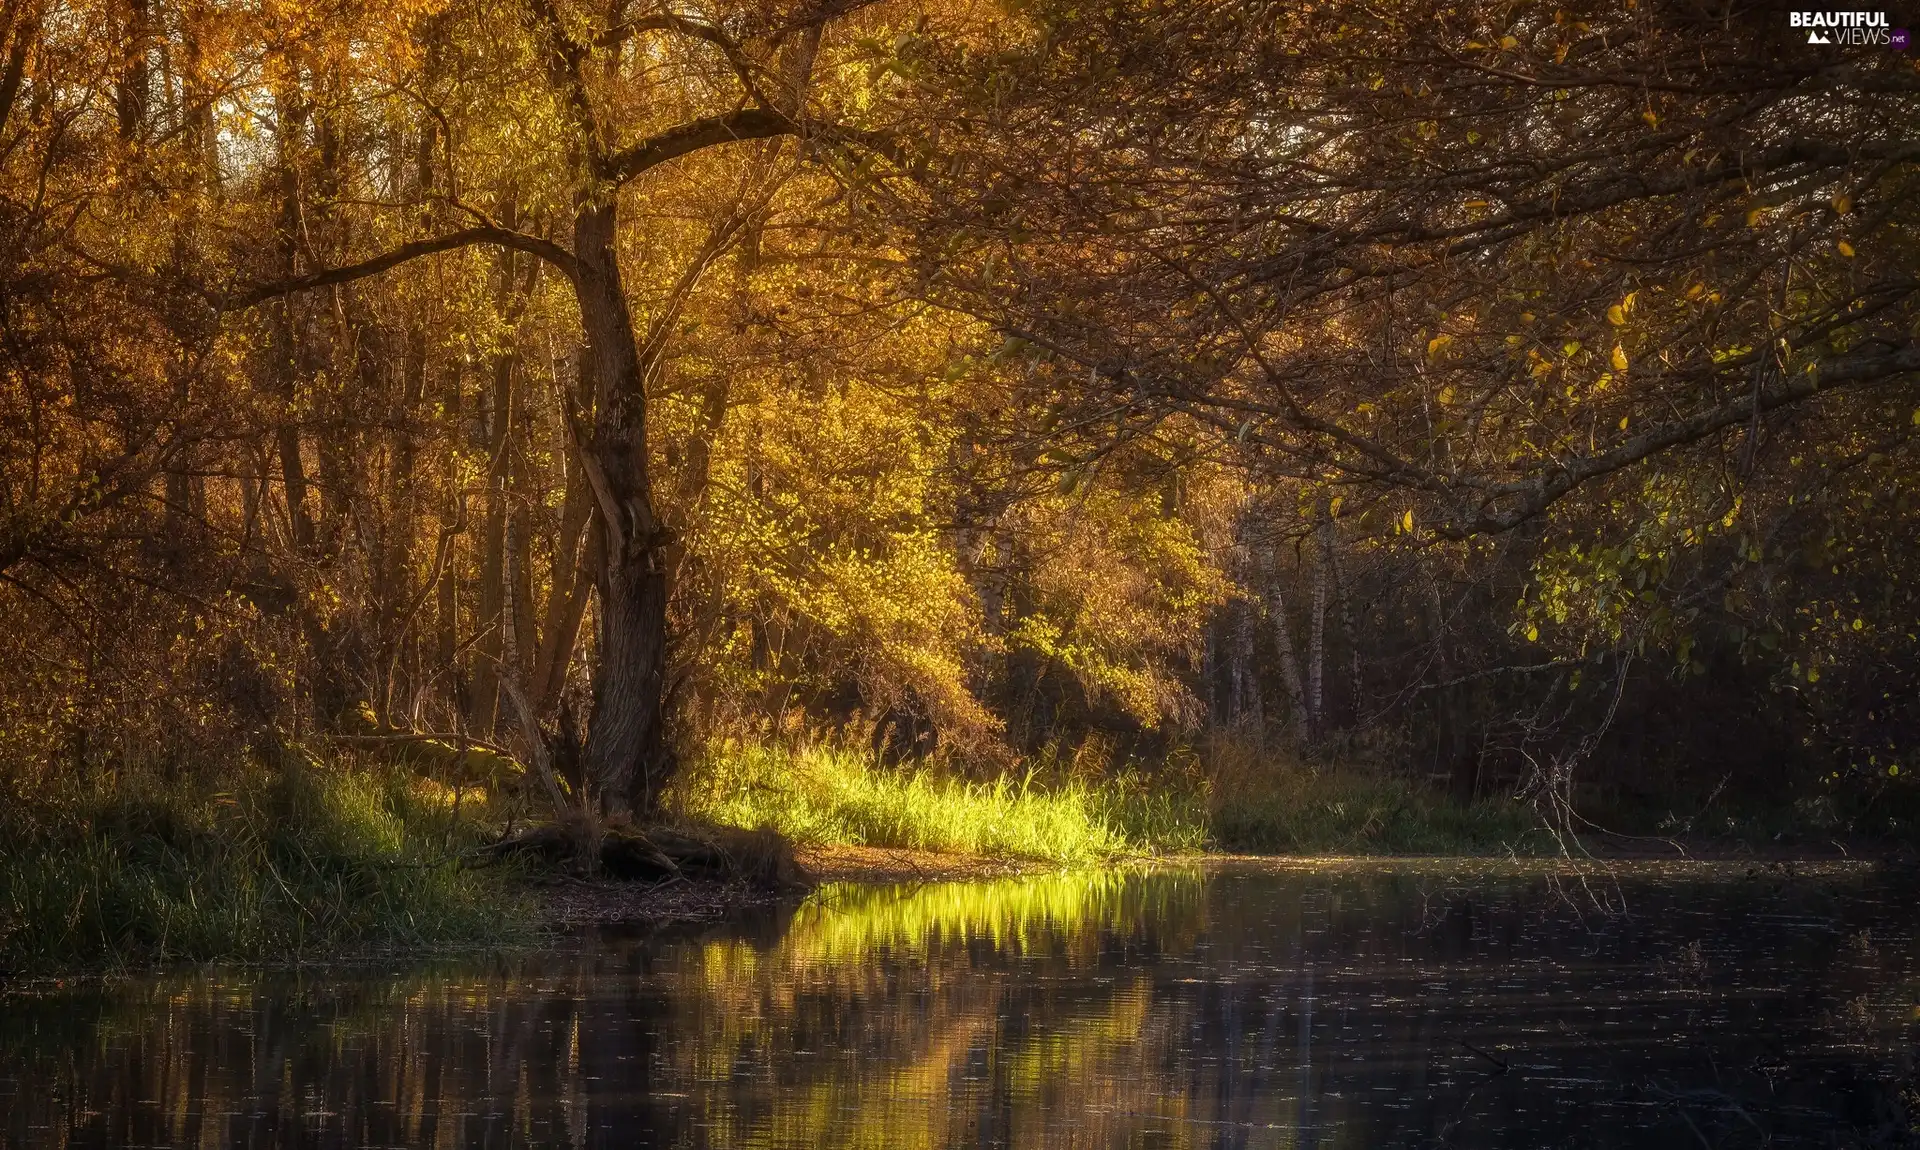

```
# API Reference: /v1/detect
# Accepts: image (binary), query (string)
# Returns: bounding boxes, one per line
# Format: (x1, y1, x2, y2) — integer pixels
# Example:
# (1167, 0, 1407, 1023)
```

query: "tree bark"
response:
(1266, 552, 1312, 738)
(1231, 597, 1262, 734)
(1307, 542, 1327, 730)
(574, 203, 672, 817)
(469, 343, 515, 737)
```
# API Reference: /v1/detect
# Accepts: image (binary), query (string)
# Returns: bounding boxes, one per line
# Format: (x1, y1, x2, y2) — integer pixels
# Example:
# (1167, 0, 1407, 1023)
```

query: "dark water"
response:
(3, 860, 1917, 1148)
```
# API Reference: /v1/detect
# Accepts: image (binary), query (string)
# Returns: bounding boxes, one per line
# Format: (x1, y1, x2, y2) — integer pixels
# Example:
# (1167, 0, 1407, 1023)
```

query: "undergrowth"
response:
(0, 749, 528, 976)
(1206, 771, 1541, 854)
(674, 739, 1541, 861)
(672, 742, 1204, 862)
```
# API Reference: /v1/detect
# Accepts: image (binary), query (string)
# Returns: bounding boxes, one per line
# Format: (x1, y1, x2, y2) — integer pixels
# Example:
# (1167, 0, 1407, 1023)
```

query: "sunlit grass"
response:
(0, 750, 529, 975)
(675, 738, 1540, 862)
(673, 742, 1206, 862)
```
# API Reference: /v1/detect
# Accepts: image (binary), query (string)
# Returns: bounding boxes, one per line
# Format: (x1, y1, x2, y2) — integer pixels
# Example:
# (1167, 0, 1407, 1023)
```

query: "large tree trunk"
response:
(574, 203, 672, 818)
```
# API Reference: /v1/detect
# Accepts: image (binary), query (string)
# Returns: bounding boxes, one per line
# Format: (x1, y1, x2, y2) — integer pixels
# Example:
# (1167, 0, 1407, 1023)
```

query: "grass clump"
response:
(676, 738, 1537, 861)
(1207, 771, 1540, 854)
(0, 748, 529, 976)
(675, 742, 1209, 863)
(1198, 738, 1541, 854)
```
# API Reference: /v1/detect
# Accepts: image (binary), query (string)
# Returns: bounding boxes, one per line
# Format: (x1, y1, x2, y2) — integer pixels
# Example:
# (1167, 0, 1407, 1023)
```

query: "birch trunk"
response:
(1267, 556, 1312, 737)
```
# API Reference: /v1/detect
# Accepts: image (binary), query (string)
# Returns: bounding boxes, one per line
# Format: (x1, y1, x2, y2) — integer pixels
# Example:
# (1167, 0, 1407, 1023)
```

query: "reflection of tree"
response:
(3, 867, 1916, 1147)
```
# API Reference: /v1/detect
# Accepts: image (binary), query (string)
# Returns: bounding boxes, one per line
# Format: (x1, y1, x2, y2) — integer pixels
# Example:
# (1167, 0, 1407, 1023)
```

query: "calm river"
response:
(2, 860, 1916, 1148)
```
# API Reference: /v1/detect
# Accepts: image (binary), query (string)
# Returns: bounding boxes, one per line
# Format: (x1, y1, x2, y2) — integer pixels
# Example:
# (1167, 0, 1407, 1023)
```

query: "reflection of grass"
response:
(0, 751, 526, 974)
(676, 868, 1205, 1149)
(779, 868, 1205, 968)
(675, 743, 1208, 862)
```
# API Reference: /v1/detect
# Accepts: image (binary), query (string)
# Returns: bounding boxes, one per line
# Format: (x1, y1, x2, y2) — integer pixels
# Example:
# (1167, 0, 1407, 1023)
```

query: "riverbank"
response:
(532, 844, 1051, 928)
(6, 739, 1911, 975)
(526, 836, 1915, 930)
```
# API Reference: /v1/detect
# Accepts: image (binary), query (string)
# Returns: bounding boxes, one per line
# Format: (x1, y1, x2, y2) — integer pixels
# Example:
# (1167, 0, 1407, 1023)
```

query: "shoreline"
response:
(531, 839, 1912, 929)
(5, 842, 1908, 982)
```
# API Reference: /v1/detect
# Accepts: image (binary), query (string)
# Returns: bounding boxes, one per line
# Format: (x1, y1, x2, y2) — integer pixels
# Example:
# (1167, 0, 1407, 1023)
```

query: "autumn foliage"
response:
(0, 0, 1915, 835)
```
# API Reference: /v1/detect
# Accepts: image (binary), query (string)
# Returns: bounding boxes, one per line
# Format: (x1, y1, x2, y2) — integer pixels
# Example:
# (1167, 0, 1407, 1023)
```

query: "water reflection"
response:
(3, 861, 1916, 1148)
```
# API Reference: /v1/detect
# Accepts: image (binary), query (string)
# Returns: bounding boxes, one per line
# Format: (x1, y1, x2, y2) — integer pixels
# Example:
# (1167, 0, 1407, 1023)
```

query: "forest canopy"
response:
(0, 0, 1915, 834)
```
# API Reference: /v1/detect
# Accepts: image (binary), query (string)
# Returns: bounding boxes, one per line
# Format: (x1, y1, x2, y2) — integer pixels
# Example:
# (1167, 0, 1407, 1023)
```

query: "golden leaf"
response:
(1610, 346, 1629, 371)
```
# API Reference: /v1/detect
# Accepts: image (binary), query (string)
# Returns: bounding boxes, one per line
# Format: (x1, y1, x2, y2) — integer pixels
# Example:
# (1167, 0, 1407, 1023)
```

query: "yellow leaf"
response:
(1832, 194, 1851, 215)
(1562, 339, 1582, 357)
(1610, 345, 1629, 371)
(1641, 108, 1659, 127)
(1401, 509, 1414, 532)
(1438, 386, 1455, 405)
(1521, 311, 1535, 323)
(1500, 34, 1518, 49)
(1607, 304, 1625, 326)
(1686, 282, 1705, 299)
(1618, 415, 1629, 430)
(1427, 333, 1454, 361)
(1837, 240, 1855, 258)
(1526, 624, 1539, 642)
(1746, 206, 1767, 227)
(1329, 496, 1343, 517)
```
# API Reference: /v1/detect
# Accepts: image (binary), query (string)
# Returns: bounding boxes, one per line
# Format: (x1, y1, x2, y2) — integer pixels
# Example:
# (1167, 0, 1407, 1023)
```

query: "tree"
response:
(228, 1, 866, 816)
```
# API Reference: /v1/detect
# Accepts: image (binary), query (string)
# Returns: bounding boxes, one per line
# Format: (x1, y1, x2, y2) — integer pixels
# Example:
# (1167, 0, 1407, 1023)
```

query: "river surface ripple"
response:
(3, 859, 1917, 1148)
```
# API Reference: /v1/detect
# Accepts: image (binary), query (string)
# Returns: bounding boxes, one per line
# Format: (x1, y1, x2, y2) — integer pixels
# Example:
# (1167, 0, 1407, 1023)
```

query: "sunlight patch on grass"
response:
(675, 743, 1209, 863)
